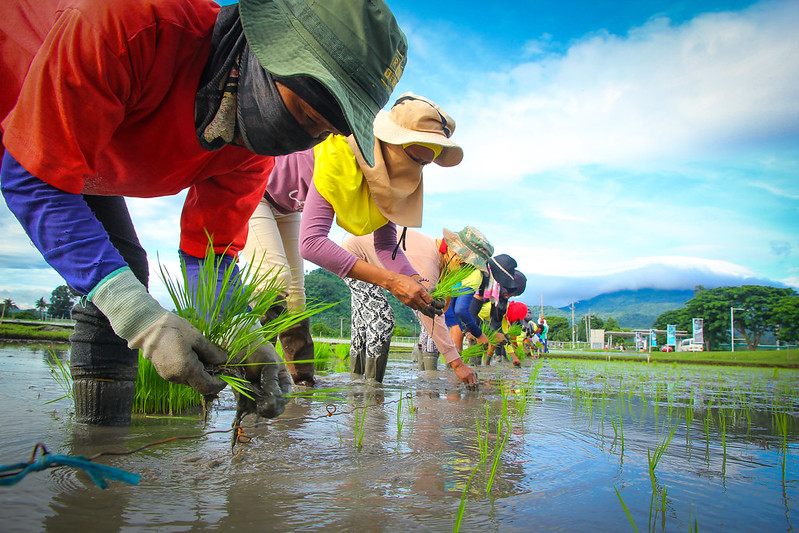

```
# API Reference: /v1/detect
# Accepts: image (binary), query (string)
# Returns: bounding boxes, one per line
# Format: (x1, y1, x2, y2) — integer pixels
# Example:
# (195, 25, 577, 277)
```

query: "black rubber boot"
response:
(278, 318, 315, 386)
(69, 300, 138, 426)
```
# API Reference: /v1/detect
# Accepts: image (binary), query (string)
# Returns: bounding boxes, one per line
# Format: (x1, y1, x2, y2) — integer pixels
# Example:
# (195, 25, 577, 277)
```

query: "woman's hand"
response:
(345, 259, 440, 317)
(450, 357, 478, 390)
(387, 274, 439, 317)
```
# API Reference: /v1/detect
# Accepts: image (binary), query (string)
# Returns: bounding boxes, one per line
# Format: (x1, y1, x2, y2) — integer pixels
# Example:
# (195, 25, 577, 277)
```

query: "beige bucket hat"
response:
(373, 92, 464, 167)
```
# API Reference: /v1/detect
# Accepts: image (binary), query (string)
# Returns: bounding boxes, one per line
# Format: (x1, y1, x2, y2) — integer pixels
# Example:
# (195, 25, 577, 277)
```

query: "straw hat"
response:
(442, 226, 494, 269)
(240, 0, 408, 167)
(373, 92, 463, 167)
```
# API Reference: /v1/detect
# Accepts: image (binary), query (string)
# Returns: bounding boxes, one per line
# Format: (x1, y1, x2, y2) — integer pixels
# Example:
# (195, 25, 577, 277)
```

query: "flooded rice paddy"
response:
(0, 345, 796, 532)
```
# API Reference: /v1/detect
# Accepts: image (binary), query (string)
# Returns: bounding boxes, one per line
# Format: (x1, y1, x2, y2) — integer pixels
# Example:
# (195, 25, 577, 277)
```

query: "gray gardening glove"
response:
(91, 269, 228, 396)
(232, 336, 292, 419)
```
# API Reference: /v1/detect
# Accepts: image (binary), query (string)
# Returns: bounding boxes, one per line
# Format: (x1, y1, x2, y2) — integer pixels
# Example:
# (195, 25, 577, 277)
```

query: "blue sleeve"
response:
(0, 151, 127, 295)
(179, 249, 247, 315)
(453, 290, 482, 337)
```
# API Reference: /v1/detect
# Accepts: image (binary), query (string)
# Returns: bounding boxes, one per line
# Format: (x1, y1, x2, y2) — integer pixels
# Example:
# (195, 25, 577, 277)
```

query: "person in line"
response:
(471, 255, 527, 364)
(442, 228, 496, 355)
(241, 152, 316, 386)
(243, 93, 458, 385)
(501, 300, 528, 366)
(0, 0, 407, 425)
(342, 226, 494, 387)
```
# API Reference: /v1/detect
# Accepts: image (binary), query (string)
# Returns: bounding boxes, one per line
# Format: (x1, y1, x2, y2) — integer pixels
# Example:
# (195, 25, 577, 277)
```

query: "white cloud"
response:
(425, 0, 799, 192)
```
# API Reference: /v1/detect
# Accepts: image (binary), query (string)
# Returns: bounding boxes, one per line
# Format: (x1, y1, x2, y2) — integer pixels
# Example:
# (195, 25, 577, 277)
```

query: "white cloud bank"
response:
(426, 0, 799, 191)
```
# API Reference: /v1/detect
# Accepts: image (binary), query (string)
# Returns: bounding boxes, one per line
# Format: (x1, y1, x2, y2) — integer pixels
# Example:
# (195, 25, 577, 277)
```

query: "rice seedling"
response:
(614, 486, 640, 533)
(134, 353, 202, 415)
(648, 422, 678, 492)
(333, 343, 350, 372)
(396, 388, 405, 437)
(429, 262, 476, 301)
(354, 399, 369, 450)
(453, 459, 483, 533)
(718, 409, 728, 471)
(312, 342, 335, 371)
(158, 237, 337, 399)
(684, 405, 694, 444)
(485, 417, 511, 493)
(774, 408, 789, 484)
(44, 350, 72, 404)
(476, 404, 491, 463)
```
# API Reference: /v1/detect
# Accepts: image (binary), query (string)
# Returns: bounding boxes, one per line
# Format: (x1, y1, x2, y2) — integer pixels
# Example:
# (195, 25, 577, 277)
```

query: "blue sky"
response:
(1, 0, 797, 311)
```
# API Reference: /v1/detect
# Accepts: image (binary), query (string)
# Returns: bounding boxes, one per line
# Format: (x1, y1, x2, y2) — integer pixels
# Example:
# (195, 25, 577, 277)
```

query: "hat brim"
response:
(240, 0, 398, 167)
(488, 257, 517, 290)
(443, 228, 488, 269)
(373, 111, 464, 167)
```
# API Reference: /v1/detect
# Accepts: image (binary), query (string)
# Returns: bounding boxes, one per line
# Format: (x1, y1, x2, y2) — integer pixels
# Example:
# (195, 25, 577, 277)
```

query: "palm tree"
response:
(35, 297, 48, 320)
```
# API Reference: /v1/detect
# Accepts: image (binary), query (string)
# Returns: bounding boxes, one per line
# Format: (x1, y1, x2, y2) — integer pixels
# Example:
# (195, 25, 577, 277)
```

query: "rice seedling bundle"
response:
(134, 353, 202, 415)
(158, 237, 337, 398)
(429, 263, 477, 301)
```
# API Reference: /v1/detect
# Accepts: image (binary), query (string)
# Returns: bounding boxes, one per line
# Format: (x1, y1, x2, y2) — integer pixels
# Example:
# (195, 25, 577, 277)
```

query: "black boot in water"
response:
(278, 318, 315, 386)
(69, 300, 137, 426)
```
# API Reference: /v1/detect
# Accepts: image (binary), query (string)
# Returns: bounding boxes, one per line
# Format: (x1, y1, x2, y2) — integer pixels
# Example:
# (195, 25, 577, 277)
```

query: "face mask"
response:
(236, 49, 323, 156)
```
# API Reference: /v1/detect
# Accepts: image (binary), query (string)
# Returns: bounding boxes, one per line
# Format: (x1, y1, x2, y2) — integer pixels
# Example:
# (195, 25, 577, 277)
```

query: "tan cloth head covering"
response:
(344, 93, 462, 227)
(345, 136, 423, 227)
(373, 92, 463, 167)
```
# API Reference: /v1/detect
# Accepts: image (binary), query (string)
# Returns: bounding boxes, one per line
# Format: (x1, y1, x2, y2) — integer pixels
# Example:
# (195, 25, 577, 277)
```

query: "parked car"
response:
(679, 338, 704, 352)
(660, 344, 674, 352)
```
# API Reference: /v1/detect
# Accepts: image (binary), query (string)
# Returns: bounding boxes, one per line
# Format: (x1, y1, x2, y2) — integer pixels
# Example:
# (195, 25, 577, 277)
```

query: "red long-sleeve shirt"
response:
(0, 0, 274, 259)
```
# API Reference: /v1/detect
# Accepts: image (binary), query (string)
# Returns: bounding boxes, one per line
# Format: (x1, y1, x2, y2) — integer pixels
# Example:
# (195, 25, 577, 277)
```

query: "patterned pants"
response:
(418, 324, 439, 354)
(345, 278, 395, 374)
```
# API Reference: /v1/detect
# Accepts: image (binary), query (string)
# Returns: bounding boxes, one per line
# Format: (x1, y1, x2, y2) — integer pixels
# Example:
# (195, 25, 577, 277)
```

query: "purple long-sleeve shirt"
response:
(270, 149, 416, 279)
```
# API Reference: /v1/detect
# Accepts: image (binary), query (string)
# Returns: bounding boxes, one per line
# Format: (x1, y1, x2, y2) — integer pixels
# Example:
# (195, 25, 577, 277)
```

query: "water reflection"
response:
(0, 347, 796, 532)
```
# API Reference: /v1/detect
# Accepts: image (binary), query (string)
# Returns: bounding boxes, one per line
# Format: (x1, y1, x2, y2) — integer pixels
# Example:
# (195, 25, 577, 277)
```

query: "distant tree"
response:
(654, 285, 796, 350)
(49, 285, 75, 319)
(310, 322, 334, 337)
(773, 295, 799, 344)
(604, 317, 622, 331)
(35, 297, 48, 319)
(392, 326, 411, 337)
(577, 314, 603, 342)
(544, 316, 571, 342)
(14, 309, 39, 320)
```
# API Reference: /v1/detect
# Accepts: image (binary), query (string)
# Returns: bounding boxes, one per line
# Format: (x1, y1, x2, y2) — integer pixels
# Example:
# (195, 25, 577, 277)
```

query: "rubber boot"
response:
(278, 318, 315, 386)
(350, 342, 365, 380)
(422, 351, 439, 371)
(69, 300, 137, 426)
(413, 344, 425, 370)
(364, 343, 389, 383)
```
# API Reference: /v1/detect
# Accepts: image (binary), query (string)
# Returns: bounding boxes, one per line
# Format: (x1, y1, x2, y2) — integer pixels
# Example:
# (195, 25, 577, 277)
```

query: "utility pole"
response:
(340, 317, 344, 338)
(730, 307, 744, 352)
(569, 301, 577, 349)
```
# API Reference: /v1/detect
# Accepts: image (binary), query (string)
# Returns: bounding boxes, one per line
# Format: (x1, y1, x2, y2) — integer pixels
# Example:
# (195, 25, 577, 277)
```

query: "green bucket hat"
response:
(442, 226, 494, 269)
(239, 0, 408, 167)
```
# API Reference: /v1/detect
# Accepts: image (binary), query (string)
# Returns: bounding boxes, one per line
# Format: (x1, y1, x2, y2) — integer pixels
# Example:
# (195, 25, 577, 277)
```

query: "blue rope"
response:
(0, 454, 140, 489)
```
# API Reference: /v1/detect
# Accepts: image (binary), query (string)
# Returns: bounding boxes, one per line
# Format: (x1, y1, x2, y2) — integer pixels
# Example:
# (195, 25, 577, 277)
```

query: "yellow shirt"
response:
(313, 135, 388, 235)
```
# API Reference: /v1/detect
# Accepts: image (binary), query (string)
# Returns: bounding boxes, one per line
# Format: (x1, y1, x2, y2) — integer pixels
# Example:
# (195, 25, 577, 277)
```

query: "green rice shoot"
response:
(134, 353, 203, 415)
(44, 350, 73, 404)
(157, 235, 338, 398)
(430, 262, 477, 300)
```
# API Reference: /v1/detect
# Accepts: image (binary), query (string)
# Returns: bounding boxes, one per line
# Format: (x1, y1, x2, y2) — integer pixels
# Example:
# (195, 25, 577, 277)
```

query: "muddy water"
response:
(0, 345, 796, 532)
